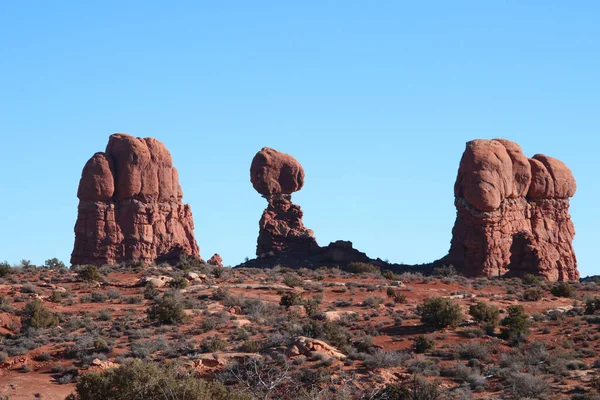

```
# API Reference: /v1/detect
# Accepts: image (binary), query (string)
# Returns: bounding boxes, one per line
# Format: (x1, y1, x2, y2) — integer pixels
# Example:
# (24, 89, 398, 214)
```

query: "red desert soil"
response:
(0, 263, 598, 399)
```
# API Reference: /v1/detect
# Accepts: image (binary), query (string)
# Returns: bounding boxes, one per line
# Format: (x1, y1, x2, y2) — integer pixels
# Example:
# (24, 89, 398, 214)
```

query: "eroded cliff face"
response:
(71, 134, 199, 266)
(446, 139, 578, 281)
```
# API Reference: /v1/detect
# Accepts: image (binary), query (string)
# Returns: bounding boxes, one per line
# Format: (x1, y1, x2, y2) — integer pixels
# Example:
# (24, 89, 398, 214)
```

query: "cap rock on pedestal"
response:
(250, 147, 317, 256)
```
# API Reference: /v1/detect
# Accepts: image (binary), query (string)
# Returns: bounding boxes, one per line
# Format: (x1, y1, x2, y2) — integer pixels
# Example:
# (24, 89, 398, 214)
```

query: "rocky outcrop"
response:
(444, 139, 578, 281)
(257, 194, 318, 256)
(251, 148, 317, 257)
(207, 254, 223, 267)
(71, 134, 199, 266)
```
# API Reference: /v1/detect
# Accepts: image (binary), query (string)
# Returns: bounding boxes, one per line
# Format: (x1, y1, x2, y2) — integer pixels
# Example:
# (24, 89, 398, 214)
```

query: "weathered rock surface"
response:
(250, 147, 304, 196)
(71, 134, 199, 266)
(251, 148, 317, 257)
(288, 336, 346, 360)
(444, 139, 578, 281)
(257, 194, 318, 256)
(207, 254, 223, 267)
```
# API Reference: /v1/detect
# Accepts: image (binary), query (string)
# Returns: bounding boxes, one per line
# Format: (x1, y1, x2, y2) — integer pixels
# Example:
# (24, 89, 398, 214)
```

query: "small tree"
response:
(44, 258, 66, 270)
(501, 305, 530, 339)
(22, 299, 59, 329)
(417, 297, 463, 329)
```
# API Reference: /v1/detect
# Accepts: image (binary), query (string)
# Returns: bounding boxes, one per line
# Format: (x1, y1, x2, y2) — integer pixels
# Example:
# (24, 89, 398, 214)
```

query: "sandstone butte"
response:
(250, 147, 318, 256)
(71, 133, 199, 266)
(442, 138, 578, 281)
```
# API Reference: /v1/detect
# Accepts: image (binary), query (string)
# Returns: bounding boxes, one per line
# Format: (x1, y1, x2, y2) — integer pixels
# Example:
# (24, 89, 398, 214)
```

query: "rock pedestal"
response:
(257, 194, 318, 256)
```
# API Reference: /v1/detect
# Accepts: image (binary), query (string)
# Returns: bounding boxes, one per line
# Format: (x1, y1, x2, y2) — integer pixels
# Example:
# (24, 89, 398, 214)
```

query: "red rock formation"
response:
(257, 194, 318, 256)
(446, 139, 578, 281)
(207, 254, 223, 267)
(251, 147, 305, 196)
(251, 148, 317, 257)
(71, 134, 199, 266)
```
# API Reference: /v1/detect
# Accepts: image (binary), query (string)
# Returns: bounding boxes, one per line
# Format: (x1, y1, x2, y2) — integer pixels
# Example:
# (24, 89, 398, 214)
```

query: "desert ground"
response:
(1, 260, 599, 400)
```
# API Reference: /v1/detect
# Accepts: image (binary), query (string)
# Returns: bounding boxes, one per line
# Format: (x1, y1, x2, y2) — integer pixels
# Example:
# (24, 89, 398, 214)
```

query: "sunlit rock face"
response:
(446, 139, 578, 281)
(71, 134, 199, 266)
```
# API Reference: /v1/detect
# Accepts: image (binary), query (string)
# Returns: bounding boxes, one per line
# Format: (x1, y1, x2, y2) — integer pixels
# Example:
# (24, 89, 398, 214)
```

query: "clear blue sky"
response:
(1, 2, 598, 277)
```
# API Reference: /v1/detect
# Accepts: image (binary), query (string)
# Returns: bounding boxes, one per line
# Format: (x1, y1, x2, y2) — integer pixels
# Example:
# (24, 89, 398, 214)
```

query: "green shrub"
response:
(147, 293, 188, 324)
(21, 299, 59, 329)
(282, 273, 303, 287)
(168, 276, 189, 289)
(77, 265, 102, 283)
(50, 291, 64, 303)
(417, 297, 463, 329)
(0, 262, 12, 278)
(585, 297, 600, 315)
(469, 302, 500, 331)
(239, 340, 260, 353)
(501, 305, 530, 338)
(143, 285, 160, 300)
(387, 288, 407, 304)
(66, 359, 245, 400)
(280, 292, 303, 308)
(382, 270, 398, 280)
(412, 335, 436, 354)
(522, 287, 544, 301)
(345, 262, 380, 274)
(362, 296, 385, 308)
(200, 336, 228, 353)
(551, 282, 576, 298)
(432, 265, 457, 277)
(90, 291, 108, 303)
(521, 273, 544, 285)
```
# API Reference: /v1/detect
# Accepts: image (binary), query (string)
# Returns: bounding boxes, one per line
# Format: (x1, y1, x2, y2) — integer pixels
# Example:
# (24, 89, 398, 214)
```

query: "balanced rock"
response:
(250, 147, 304, 196)
(71, 134, 199, 266)
(251, 148, 317, 257)
(445, 139, 578, 281)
